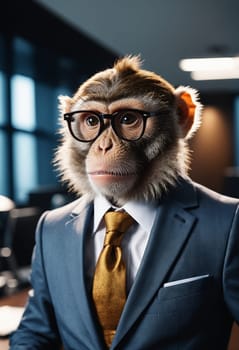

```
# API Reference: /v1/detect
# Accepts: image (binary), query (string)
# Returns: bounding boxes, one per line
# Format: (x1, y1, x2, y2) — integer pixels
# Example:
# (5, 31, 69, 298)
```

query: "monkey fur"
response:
(55, 56, 201, 206)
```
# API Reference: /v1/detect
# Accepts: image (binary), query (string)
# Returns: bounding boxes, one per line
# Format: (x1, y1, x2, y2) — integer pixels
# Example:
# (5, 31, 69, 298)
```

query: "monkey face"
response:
(60, 97, 179, 205)
(56, 56, 201, 205)
(83, 98, 159, 200)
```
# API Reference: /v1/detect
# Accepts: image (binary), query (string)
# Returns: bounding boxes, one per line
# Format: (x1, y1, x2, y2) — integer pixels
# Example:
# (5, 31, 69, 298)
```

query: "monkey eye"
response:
(119, 111, 140, 125)
(85, 114, 100, 127)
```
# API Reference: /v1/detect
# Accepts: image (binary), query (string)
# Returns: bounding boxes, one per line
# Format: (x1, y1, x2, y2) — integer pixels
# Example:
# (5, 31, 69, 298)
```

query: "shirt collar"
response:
(93, 194, 158, 234)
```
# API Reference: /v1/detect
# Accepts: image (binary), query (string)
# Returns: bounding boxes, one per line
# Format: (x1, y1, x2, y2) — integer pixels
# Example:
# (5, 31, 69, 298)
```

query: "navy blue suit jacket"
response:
(10, 178, 239, 349)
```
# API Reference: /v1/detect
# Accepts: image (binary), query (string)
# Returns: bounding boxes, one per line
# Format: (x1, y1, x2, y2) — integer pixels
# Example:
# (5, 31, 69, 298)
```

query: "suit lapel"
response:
(64, 196, 105, 350)
(112, 179, 198, 348)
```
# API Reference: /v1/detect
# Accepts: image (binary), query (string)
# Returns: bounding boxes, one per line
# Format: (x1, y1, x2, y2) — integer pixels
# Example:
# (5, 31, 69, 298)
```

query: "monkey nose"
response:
(97, 135, 113, 154)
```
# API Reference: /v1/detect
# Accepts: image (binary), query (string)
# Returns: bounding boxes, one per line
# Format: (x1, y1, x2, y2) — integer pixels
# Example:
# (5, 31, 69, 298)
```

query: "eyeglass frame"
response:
(63, 108, 162, 142)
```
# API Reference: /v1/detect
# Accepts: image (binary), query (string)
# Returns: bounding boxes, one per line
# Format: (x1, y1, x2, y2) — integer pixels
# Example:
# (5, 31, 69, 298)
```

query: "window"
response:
(234, 96, 239, 167)
(13, 133, 37, 203)
(0, 72, 6, 126)
(0, 131, 9, 196)
(0, 37, 8, 197)
(11, 75, 36, 131)
(0, 35, 78, 204)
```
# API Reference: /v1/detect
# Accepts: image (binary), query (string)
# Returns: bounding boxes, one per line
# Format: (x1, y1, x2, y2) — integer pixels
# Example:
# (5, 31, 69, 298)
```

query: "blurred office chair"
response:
(0, 196, 15, 246)
(1, 206, 42, 295)
(28, 185, 75, 211)
(0, 195, 15, 295)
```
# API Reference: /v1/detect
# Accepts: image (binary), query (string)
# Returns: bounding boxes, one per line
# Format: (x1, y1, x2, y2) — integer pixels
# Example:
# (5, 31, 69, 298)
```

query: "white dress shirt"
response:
(85, 194, 158, 292)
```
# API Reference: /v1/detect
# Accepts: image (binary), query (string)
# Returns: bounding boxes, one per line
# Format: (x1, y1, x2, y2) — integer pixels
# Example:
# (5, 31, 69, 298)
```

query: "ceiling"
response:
(35, 0, 239, 93)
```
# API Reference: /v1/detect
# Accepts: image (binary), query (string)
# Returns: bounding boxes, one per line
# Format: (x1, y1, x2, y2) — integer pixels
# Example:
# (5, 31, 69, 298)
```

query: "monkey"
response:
(11, 56, 239, 350)
(55, 55, 201, 206)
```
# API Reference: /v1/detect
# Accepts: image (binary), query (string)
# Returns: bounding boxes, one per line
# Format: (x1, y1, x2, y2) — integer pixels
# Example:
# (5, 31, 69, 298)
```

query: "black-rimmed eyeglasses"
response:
(63, 108, 161, 142)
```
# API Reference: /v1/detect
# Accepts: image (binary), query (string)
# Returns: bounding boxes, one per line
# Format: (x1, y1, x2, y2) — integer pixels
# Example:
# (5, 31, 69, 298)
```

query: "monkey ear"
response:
(58, 95, 72, 115)
(175, 86, 202, 139)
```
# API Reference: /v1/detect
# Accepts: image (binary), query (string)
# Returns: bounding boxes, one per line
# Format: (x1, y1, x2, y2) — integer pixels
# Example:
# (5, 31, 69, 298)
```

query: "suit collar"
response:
(70, 193, 93, 216)
(161, 176, 198, 209)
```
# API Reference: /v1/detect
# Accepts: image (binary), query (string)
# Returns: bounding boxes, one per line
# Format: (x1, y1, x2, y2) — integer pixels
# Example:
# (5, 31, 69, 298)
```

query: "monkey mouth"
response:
(88, 170, 137, 186)
(88, 171, 135, 176)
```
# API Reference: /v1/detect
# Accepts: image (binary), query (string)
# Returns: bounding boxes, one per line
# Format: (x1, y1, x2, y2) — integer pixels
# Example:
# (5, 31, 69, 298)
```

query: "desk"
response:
(0, 289, 238, 349)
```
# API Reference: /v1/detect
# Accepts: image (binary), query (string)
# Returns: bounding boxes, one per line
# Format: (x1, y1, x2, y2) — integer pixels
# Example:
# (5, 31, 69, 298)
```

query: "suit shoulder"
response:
(188, 180, 239, 226)
(163, 177, 239, 212)
(193, 181, 239, 207)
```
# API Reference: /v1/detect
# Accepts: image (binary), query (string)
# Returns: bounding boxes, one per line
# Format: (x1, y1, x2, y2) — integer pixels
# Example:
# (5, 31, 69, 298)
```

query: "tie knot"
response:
(104, 211, 134, 246)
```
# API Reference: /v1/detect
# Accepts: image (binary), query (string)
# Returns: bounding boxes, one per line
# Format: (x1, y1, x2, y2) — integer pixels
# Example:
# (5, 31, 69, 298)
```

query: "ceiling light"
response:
(179, 56, 239, 80)
(191, 70, 239, 80)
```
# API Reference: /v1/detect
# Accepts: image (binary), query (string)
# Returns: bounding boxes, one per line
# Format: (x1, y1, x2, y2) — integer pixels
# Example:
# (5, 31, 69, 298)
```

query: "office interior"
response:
(0, 1, 238, 348)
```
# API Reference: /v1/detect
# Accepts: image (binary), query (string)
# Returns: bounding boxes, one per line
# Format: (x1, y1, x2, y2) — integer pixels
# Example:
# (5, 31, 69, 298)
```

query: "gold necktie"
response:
(92, 211, 134, 348)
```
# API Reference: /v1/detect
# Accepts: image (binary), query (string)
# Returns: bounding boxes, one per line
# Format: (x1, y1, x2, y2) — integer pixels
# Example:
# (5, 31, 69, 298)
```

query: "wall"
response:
(189, 105, 233, 193)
